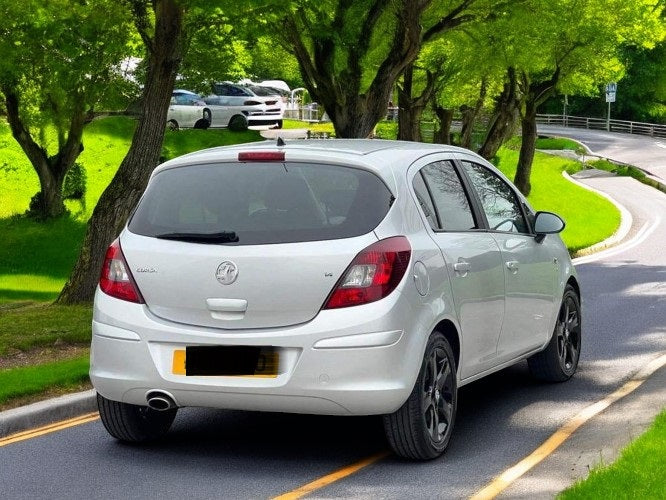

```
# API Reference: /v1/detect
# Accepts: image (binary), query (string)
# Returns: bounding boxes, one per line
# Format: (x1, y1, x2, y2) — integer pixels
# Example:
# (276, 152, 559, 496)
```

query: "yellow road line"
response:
(0, 412, 99, 448)
(470, 352, 666, 500)
(272, 451, 390, 500)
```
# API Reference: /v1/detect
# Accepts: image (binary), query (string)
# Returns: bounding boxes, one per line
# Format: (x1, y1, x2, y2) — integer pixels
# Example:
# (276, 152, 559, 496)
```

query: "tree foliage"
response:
(483, 0, 665, 194)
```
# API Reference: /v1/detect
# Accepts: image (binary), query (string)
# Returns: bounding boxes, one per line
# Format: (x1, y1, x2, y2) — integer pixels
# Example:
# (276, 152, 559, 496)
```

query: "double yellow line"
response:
(0, 412, 99, 448)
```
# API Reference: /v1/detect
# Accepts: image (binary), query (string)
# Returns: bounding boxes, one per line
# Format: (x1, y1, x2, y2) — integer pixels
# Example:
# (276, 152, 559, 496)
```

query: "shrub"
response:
(63, 162, 87, 200)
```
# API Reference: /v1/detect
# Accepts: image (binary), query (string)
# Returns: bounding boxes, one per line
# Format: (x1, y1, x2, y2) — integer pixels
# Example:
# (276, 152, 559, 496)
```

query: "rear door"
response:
(409, 157, 506, 379)
(122, 159, 394, 330)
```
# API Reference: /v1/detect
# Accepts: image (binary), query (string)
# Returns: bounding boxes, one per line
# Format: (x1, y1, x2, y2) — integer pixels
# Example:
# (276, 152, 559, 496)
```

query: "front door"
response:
(459, 160, 558, 359)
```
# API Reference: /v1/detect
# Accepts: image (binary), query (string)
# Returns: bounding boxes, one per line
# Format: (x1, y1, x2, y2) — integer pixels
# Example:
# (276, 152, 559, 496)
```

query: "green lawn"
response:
(559, 410, 666, 499)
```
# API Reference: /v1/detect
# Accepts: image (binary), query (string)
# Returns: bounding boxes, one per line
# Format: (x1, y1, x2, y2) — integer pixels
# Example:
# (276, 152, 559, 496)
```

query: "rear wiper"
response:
(154, 231, 239, 243)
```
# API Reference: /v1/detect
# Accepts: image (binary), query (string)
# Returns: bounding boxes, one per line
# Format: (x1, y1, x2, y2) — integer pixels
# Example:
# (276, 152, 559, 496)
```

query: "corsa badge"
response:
(216, 261, 238, 285)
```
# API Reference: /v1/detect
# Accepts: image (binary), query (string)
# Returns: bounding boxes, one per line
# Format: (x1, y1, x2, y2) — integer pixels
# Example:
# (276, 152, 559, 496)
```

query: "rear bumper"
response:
(90, 287, 427, 415)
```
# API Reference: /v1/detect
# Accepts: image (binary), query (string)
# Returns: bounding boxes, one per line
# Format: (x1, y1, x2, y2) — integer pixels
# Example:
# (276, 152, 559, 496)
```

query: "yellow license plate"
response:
(172, 347, 279, 378)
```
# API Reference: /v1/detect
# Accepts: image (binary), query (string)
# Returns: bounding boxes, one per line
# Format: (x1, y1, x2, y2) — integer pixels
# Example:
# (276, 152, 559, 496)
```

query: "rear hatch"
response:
(123, 158, 394, 330)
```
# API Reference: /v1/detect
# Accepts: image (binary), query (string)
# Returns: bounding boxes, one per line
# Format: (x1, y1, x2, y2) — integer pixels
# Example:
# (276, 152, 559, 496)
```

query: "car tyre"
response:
(97, 393, 177, 442)
(193, 118, 210, 130)
(383, 331, 457, 460)
(275, 119, 283, 129)
(528, 284, 581, 382)
(228, 114, 248, 131)
(203, 108, 212, 124)
(166, 119, 179, 131)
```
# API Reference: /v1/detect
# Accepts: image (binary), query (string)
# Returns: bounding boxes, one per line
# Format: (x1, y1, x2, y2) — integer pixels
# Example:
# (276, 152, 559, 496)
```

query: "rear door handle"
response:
(453, 261, 470, 277)
(506, 260, 519, 273)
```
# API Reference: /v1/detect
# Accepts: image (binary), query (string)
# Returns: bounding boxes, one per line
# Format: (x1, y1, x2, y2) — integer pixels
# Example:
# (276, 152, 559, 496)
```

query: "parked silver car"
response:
(92, 140, 581, 459)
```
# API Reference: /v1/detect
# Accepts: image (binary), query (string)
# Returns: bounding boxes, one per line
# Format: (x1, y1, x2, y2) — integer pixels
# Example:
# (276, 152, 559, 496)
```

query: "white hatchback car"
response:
(92, 140, 581, 459)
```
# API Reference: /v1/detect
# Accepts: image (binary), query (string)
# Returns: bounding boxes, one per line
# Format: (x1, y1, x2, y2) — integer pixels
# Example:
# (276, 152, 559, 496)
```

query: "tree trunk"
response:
(460, 77, 487, 149)
(478, 68, 521, 160)
(397, 68, 421, 141)
(514, 100, 537, 196)
(328, 96, 388, 138)
(57, 0, 184, 304)
(514, 67, 560, 196)
(2, 88, 85, 219)
(433, 106, 453, 144)
(283, 1, 428, 139)
(33, 164, 67, 218)
(397, 63, 437, 142)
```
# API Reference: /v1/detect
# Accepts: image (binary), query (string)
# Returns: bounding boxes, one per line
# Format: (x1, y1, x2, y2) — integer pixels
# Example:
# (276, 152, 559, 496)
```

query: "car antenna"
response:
(276, 137, 286, 147)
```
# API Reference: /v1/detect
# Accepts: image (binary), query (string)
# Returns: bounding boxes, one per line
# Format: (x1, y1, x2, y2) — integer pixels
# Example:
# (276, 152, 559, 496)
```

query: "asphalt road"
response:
(538, 124, 666, 182)
(1, 174, 665, 499)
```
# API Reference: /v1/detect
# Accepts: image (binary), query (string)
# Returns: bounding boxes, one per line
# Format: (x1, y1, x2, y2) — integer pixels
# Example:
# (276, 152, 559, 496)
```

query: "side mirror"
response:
(534, 211, 565, 242)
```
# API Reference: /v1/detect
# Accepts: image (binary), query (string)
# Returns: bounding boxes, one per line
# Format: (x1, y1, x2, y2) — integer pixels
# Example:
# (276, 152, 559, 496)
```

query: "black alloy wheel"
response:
(528, 284, 581, 382)
(556, 293, 581, 374)
(384, 332, 458, 460)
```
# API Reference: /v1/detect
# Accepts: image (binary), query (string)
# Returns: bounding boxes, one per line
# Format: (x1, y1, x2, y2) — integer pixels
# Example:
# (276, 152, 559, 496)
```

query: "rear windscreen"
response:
(128, 162, 394, 245)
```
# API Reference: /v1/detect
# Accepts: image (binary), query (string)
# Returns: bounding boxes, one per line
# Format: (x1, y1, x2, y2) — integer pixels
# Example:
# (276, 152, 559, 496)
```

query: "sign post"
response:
(605, 82, 617, 131)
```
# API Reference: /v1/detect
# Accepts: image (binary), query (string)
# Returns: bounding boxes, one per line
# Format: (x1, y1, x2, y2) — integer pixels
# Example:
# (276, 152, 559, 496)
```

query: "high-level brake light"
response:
(238, 151, 286, 162)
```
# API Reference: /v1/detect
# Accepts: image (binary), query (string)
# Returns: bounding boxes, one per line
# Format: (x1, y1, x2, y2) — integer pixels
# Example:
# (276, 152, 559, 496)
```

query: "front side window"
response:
(419, 161, 477, 231)
(461, 161, 529, 234)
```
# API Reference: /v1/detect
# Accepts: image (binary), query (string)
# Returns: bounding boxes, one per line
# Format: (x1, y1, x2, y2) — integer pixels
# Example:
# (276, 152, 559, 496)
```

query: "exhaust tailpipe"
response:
(146, 391, 177, 411)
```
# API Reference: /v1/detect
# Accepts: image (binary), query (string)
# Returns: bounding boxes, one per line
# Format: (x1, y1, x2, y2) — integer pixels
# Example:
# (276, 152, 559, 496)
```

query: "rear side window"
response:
(419, 161, 477, 231)
(128, 162, 393, 245)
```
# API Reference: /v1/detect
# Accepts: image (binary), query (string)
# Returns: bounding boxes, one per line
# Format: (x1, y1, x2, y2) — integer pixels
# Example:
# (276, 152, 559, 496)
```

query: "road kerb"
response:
(0, 389, 97, 438)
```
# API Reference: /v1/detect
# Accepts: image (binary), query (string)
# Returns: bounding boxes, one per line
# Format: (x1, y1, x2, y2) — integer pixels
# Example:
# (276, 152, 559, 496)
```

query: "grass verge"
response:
(535, 136, 586, 154)
(0, 355, 90, 405)
(559, 410, 666, 499)
(0, 303, 92, 356)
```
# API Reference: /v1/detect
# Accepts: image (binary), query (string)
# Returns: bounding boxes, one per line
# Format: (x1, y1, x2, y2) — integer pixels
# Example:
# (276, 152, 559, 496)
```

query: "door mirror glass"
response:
(534, 211, 565, 234)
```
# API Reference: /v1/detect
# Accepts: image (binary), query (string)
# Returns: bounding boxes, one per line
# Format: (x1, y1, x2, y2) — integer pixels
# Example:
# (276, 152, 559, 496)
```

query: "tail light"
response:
(99, 239, 144, 303)
(323, 237, 411, 309)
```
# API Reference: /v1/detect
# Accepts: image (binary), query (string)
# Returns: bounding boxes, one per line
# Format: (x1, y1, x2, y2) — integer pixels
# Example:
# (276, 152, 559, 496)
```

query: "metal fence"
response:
(536, 114, 666, 139)
(284, 105, 322, 122)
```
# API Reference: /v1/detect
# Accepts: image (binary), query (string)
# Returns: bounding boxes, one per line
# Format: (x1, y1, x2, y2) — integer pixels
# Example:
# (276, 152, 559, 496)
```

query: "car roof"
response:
(153, 139, 482, 182)
(172, 89, 199, 95)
